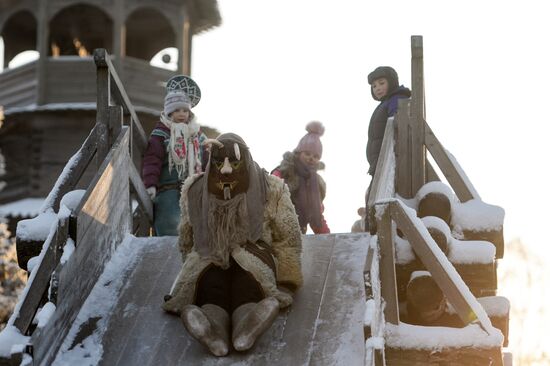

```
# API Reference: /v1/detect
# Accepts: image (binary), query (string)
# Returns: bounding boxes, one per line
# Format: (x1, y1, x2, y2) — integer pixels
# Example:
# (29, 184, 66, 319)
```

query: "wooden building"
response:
(0, 0, 220, 219)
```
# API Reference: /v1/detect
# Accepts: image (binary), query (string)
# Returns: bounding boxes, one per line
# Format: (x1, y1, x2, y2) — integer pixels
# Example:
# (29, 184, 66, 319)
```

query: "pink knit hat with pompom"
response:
(294, 121, 325, 158)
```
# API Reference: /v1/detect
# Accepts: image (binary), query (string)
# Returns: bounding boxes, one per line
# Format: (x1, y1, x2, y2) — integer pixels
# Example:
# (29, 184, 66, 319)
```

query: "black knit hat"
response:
(368, 66, 399, 100)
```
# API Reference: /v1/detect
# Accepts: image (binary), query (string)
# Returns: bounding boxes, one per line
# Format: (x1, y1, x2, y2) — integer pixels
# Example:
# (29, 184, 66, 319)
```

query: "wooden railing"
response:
(364, 36, 501, 365)
(7, 49, 153, 365)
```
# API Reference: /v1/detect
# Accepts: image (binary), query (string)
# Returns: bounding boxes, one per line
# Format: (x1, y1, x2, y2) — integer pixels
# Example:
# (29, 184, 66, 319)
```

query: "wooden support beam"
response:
(424, 121, 480, 202)
(395, 99, 412, 198)
(95, 56, 110, 166)
(376, 203, 399, 325)
(367, 118, 395, 233)
(410, 35, 426, 195)
(43, 125, 98, 213)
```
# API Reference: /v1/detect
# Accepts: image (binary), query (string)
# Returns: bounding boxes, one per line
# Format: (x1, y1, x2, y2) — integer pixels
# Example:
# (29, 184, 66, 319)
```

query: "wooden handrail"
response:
(31, 128, 132, 364)
(39, 126, 98, 213)
(424, 121, 480, 202)
(367, 117, 395, 233)
(93, 49, 148, 153)
(11, 50, 153, 361)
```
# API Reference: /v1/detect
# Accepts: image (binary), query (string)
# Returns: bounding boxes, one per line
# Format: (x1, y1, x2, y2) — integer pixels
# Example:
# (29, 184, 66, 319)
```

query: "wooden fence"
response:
(6, 49, 153, 365)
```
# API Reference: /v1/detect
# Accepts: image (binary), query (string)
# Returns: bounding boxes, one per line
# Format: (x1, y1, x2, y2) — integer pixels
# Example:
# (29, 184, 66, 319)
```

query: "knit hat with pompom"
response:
(294, 121, 325, 158)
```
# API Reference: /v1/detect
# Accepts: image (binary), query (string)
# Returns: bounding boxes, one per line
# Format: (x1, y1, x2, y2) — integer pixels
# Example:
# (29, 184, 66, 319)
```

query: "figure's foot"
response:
(232, 297, 280, 351)
(181, 304, 230, 357)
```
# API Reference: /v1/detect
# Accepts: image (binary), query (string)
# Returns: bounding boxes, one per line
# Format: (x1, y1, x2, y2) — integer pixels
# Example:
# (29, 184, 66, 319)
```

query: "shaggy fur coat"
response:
(162, 173, 303, 315)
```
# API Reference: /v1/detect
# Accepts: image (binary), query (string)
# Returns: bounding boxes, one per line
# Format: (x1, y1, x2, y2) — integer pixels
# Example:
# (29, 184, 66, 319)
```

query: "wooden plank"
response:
(92, 234, 368, 365)
(32, 131, 131, 365)
(376, 203, 399, 324)
(96, 235, 337, 365)
(367, 118, 395, 233)
(424, 121, 479, 202)
(385, 347, 502, 366)
(309, 233, 367, 366)
(128, 160, 153, 224)
(395, 99, 412, 198)
(96, 60, 110, 165)
(410, 35, 426, 195)
(389, 200, 492, 330)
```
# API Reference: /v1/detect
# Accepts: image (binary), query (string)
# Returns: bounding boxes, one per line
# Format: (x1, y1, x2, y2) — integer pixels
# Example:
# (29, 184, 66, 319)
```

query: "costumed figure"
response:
(163, 133, 303, 356)
(142, 75, 208, 235)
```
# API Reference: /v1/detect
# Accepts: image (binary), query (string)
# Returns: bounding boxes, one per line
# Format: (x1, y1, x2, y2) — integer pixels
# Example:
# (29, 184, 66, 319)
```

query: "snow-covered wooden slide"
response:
(53, 233, 368, 365)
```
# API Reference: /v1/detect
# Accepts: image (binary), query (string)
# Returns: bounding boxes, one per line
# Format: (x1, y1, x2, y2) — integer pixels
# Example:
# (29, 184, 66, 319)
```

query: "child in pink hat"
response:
(272, 121, 330, 234)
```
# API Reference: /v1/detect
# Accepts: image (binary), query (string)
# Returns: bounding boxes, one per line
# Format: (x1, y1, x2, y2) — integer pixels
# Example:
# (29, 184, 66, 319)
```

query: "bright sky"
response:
(189, 0, 549, 251)
(1, 0, 546, 247)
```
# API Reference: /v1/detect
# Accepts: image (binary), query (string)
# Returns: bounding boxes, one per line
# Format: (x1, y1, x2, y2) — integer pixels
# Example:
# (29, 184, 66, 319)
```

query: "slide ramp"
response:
(55, 233, 368, 365)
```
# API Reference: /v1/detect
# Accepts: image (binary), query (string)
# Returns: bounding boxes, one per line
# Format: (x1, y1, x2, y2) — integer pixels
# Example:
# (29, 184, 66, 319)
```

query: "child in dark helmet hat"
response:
(366, 66, 411, 175)
(364, 66, 411, 230)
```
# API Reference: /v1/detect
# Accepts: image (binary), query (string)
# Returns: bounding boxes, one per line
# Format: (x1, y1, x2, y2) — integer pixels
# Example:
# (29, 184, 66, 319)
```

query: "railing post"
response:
(94, 49, 110, 167)
(376, 202, 399, 325)
(395, 99, 412, 198)
(410, 35, 426, 195)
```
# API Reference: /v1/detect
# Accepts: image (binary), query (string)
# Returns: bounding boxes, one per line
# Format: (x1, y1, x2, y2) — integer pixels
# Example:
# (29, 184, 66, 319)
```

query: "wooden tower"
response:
(0, 0, 220, 223)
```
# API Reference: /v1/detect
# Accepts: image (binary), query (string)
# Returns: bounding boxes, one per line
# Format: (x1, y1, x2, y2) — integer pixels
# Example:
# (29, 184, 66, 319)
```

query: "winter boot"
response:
(181, 304, 230, 356)
(231, 297, 280, 351)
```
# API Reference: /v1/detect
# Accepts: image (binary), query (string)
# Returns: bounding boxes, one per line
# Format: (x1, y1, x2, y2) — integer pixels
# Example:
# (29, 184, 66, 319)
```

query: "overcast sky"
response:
(188, 0, 549, 252)
(1, 0, 548, 250)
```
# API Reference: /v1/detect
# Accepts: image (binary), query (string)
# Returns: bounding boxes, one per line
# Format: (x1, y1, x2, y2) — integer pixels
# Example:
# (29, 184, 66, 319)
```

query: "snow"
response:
(410, 270, 430, 282)
(416, 181, 458, 203)
(385, 322, 503, 350)
(16, 211, 57, 241)
(52, 234, 139, 366)
(0, 198, 44, 218)
(447, 296, 510, 317)
(395, 234, 416, 264)
(421, 216, 451, 239)
(60, 237, 75, 264)
(447, 238, 495, 264)
(59, 190, 85, 212)
(35, 302, 56, 328)
(393, 200, 496, 333)
(394, 214, 495, 266)
(0, 325, 30, 357)
(364, 299, 375, 327)
(476, 296, 510, 317)
(451, 199, 505, 232)
(26, 256, 40, 273)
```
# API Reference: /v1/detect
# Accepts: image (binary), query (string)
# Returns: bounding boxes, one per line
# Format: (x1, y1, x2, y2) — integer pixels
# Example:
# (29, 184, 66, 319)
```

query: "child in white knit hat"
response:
(142, 75, 208, 236)
(271, 121, 330, 234)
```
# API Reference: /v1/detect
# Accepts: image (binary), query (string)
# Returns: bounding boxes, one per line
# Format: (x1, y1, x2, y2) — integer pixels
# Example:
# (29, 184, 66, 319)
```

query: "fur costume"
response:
(163, 173, 303, 315)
